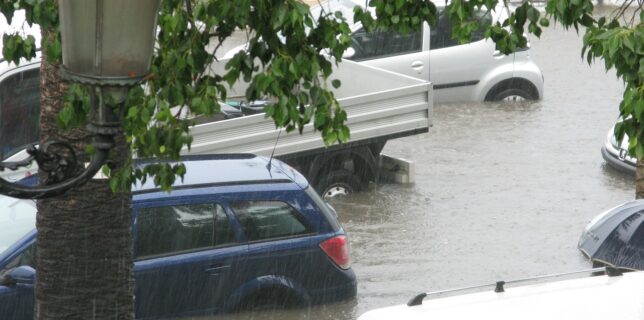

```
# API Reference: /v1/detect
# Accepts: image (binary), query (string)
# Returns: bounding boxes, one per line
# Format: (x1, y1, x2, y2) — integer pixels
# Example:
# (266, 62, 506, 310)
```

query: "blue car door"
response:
(0, 238, 36, 320)
(0, 281, 33, 319)
(228, 197, 319, 301)
(132, 200, 248, 318)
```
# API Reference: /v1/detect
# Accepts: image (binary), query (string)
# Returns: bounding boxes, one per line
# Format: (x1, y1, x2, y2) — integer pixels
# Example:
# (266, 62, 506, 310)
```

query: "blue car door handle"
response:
(204, 265, 231, 275)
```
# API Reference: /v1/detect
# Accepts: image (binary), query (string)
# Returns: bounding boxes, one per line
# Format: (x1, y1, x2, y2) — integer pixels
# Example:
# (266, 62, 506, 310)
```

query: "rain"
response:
(0, 3, 637, 320)
(172, 6, 632, 320)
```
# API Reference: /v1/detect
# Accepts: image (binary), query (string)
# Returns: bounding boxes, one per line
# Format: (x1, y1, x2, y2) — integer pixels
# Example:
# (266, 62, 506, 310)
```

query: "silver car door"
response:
(430, 10, 498, 103)
(347, 24, 429, 82)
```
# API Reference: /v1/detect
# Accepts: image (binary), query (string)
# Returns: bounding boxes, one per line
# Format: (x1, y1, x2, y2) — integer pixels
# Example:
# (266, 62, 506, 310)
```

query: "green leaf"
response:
(527, 7, 539, 22)
(539, 18, 550, 27)
(323, 131, 338, 145)
(338, 126, 350, 142)
(623, 35, 635, 51)
(331, 79, 341, 89)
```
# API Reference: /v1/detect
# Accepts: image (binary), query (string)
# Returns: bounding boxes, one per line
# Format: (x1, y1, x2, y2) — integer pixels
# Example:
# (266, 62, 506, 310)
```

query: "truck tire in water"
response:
(316, 169, 363, 199)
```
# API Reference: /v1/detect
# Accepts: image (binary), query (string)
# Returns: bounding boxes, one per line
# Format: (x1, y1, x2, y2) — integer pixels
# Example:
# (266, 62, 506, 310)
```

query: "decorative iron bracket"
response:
(0, 86, 122, 199)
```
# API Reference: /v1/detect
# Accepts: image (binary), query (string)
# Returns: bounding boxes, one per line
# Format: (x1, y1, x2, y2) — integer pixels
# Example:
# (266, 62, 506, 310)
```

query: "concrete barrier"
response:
(378, 154, 415, 184)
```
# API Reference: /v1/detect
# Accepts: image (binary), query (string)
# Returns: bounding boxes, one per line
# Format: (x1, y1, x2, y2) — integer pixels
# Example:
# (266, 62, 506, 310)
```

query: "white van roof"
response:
(358, 270, 644, 320)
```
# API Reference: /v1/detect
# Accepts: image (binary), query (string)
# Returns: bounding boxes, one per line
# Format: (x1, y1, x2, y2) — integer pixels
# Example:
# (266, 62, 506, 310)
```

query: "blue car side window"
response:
(213, 205, 236, 246)
(136, 203, 234, 258)
(230, 201, 311, 242)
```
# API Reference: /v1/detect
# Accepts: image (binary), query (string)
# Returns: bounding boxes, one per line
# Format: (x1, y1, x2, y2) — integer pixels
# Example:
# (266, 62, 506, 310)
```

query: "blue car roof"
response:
(133, 154, 309, 193)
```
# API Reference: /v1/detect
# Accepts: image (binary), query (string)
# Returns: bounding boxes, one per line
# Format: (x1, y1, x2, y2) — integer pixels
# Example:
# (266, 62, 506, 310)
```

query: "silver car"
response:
(342, 3, 544, 103)
(602, 120, 635, 174)
(223, 1, 544, 104)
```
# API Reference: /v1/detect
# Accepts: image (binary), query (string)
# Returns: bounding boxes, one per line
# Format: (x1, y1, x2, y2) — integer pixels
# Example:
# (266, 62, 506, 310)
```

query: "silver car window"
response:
(349, 26, 422, 61)
(430, 9, 492, 50)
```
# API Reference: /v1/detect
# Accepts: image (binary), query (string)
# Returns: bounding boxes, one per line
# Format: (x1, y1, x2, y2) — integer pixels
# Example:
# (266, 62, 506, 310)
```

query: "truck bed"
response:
(184, 59, 432, 157)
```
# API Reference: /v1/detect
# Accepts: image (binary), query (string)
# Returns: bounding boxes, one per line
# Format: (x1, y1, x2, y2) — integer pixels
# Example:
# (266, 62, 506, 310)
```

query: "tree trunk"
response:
(637, 158, 644, 199)
(34, 27, 134, 319)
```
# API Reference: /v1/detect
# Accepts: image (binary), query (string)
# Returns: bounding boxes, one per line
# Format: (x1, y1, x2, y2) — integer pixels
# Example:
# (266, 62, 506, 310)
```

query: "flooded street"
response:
(194, 12, 632, 320)
(341, 23, 631, 318)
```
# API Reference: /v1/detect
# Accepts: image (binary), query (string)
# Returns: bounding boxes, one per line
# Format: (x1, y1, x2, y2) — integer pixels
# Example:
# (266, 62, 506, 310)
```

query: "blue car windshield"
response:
(0, 196, 36, 255)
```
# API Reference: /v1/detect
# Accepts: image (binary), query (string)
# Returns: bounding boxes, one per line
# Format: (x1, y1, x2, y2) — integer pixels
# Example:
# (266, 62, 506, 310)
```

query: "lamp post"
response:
(0, 0, 160, 199)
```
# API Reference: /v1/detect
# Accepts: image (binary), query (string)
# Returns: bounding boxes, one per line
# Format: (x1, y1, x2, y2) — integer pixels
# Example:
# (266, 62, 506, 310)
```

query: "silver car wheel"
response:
(502, 94, 527, 102)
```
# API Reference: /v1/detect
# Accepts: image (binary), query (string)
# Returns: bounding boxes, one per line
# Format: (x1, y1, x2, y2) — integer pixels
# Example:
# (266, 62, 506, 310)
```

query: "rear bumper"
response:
(309, 276, 357, 304)
(601, 145, 635, 175)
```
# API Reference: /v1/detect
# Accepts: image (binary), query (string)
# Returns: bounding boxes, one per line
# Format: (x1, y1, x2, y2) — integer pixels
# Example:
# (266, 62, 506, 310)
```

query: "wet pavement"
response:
(191, 10, 633, 320)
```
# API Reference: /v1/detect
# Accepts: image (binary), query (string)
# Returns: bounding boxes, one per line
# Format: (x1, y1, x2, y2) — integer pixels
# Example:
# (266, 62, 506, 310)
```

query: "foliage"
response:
(2, 0, 643, 316)
(588, 12, 644, 159)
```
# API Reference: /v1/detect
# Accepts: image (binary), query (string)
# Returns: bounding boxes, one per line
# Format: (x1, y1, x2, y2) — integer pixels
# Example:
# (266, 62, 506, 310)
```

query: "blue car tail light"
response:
(319, 235, 351, 269)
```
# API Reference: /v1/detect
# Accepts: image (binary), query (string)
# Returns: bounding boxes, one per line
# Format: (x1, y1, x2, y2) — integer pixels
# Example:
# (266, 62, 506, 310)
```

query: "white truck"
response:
(0, 57, 432, 197)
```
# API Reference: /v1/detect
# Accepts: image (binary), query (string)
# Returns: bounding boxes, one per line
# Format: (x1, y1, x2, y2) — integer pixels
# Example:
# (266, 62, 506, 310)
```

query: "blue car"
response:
(0, 154, 357, 319)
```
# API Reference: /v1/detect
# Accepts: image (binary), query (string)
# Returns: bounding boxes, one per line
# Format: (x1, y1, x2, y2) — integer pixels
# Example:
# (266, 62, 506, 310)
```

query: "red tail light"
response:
(319, 235, 351, 269)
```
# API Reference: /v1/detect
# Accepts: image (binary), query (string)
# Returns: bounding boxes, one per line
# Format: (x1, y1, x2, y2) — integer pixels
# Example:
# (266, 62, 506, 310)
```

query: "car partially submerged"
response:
(0, 155, 357, 319)
(601, 120, 635, 174)
(224, 0, 545, 104)
(343, 3, 544, 104)
(358, 269, 644, 320)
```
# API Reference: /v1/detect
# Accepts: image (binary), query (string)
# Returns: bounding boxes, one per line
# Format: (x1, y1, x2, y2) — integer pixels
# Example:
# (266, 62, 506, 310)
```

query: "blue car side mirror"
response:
(5, 266, 36, 286)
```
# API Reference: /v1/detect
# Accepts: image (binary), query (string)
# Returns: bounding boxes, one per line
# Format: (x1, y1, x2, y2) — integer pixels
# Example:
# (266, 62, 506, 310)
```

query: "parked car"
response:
(0, 154, 357, 319)
(357, 269, 644, 320)
(344, 4, 544, 103)
(601, 120, 635, 174)
(223, 0, 545, 104)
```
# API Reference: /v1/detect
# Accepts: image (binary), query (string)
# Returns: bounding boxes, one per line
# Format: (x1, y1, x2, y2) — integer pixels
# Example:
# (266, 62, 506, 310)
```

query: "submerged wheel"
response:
(316, 170, 363, 199)
(234, 288, 304, 311)
(485, 78, 539, 102)
(492, 88, 535, 101)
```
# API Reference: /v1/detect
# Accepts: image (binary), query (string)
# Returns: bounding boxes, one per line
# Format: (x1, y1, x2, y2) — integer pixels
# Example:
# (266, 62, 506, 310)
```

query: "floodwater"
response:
(192, 11, 632, 320)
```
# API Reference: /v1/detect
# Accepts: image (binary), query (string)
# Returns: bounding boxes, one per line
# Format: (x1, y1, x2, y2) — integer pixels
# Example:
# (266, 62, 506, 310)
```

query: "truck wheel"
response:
(317, 170, 363, 199)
